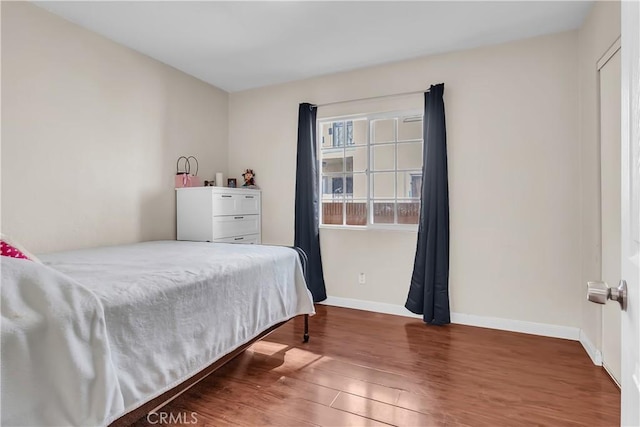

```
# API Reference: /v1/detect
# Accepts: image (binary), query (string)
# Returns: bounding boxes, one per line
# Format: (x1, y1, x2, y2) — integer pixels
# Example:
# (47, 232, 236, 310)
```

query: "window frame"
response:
(317, 110, 423, 231)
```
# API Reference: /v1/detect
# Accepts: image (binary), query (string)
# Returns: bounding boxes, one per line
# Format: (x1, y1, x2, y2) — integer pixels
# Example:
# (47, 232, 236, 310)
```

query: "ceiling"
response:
(34, 1, 593, 93)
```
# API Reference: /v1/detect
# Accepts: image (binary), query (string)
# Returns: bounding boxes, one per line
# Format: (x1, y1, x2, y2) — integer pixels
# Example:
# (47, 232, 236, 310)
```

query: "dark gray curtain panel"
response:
(294, 103, 327, 302)
(405, 84, 450, 325)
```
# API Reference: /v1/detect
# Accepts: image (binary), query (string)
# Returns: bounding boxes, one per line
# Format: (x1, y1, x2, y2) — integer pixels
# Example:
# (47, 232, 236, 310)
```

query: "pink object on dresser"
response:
(175, 174, 201, 188)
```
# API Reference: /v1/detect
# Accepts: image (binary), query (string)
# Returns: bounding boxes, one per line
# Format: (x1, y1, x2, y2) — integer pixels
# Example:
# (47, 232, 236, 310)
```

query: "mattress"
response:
(1, 257, 124, 427)
(39, 241, 315, 422)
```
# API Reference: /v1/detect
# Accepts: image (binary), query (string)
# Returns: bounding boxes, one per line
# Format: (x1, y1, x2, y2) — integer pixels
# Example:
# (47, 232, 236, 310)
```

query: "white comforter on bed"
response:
(39, 241, 315, 421)
(1, 257, 125, 427)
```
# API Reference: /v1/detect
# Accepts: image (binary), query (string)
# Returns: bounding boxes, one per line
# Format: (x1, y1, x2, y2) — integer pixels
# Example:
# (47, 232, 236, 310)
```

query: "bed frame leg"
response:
(303, 314, 309, 343)
(290, 245, 311, 344)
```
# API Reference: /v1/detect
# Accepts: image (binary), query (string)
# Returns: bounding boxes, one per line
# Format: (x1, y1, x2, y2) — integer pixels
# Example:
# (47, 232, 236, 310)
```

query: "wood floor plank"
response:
(331, 391, 443, 426)
(226, 351, 404, 406)
(220, 362, 341, 407)
(154, 369, 385, 427)
(131, 305, 619, 426)
(132, 392, 305, 427)
(273, 398, 390, 427)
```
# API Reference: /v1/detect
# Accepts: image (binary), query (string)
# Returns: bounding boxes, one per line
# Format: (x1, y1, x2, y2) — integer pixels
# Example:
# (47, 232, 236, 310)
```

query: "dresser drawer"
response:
(213, 234, 260, 244)
(212, 193, 260, 216)
(212, 215, 260, 239)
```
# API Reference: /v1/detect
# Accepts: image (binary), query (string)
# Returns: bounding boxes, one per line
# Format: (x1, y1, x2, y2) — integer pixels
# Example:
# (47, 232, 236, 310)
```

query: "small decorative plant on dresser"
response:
(176, 187, 261, 244)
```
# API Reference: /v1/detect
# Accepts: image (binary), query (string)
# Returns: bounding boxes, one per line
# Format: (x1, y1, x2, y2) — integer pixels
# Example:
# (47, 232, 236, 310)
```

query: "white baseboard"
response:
(450, 312, 580, 341)
(321, 296, 423, 319)
(320, 296, 580, 341)
(579, 330, 603, 366)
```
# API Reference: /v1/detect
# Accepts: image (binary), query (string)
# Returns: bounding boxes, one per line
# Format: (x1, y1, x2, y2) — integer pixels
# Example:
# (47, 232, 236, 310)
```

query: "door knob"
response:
(587, 280, 627, 311)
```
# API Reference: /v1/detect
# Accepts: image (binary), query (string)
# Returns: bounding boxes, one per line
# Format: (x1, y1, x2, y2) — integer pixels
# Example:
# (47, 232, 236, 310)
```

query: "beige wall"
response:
(2, 1, 612, 334)
(578, 1, 621, 350)
(229, 31, 582, 328)
(1, 2, 228, 253)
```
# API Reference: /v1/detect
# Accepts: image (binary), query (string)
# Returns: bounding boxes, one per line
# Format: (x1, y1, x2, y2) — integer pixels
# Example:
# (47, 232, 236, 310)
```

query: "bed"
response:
(1, 241, 315, 426)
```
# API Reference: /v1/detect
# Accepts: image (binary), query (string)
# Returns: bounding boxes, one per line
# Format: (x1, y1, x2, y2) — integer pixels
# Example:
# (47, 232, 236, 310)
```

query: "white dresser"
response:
(176, 187, 261, 244)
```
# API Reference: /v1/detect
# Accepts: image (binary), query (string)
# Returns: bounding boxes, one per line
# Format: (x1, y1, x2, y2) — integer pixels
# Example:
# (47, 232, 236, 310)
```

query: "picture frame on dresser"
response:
(176, 187, 261, 244)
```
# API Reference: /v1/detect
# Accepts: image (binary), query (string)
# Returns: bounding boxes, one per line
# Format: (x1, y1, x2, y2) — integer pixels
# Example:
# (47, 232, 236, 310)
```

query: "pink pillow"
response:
(1, 240, 31, 260)
(0, 234, 41, 263)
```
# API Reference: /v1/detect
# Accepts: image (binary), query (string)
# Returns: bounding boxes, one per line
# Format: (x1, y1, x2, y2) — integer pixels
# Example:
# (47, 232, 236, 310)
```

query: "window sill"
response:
(319, 224, 418, 233)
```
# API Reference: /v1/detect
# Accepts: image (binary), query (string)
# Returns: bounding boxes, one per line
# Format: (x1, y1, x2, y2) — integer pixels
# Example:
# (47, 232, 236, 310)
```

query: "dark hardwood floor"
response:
(133, 305, 619, 426)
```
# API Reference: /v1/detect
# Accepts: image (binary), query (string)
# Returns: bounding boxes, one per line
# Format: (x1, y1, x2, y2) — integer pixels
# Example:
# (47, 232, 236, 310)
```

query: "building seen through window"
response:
(319, 112, 423, 227)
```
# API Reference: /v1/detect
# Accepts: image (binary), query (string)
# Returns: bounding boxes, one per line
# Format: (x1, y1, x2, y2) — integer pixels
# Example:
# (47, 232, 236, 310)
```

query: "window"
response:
(319, 111, 423, 227)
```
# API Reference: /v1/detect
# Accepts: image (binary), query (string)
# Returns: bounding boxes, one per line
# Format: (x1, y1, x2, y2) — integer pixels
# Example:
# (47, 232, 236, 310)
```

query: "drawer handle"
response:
(245, 196, 254, 199)
(234, 216, 244, 219)
(234, 237, 244, 241)
(221, 195, 232, 198)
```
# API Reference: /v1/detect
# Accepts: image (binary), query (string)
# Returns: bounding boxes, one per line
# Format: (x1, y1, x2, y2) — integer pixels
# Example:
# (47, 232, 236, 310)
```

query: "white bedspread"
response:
(39, 241, 315, 421)
(1, 257, 124, 427)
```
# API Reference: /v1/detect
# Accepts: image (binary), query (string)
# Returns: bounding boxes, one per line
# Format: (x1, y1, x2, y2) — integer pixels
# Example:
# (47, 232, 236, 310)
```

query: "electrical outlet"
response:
(358, 273, 366, 285)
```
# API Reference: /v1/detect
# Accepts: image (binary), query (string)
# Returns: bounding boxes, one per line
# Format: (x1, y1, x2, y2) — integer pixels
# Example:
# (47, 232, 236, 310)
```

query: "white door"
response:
(620, 2, 639, 425)
(599, 44, 622, 385)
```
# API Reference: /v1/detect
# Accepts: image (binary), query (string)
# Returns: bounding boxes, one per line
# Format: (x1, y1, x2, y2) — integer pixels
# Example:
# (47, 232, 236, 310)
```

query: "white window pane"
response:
(321, 123, 333, 148)
(334, 122, 345, 147)
(320, 111, 422, 229)
(372, 172, 395, 198)
(372, 144, 395, 171)
(398, 117, 422, 141)
(333, 176, 346, 195)
(322, 201, 343, 225)
(321, 154, 344, 174)
(397, 201, 421, 224)
(372, 119, 396, 143)
(346, 199, 367, 225)
(352, 173, 367, 198)
(397, 142, 423, 170)
(397, 171, 422, 198)
(372, 201, 395, 224)
(346, 146, 367, 172)
(352, 119, 368, 145)
(322, 175, 330, 197)
(322, 175, 345, 196)
(331, 121, 347, 147)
